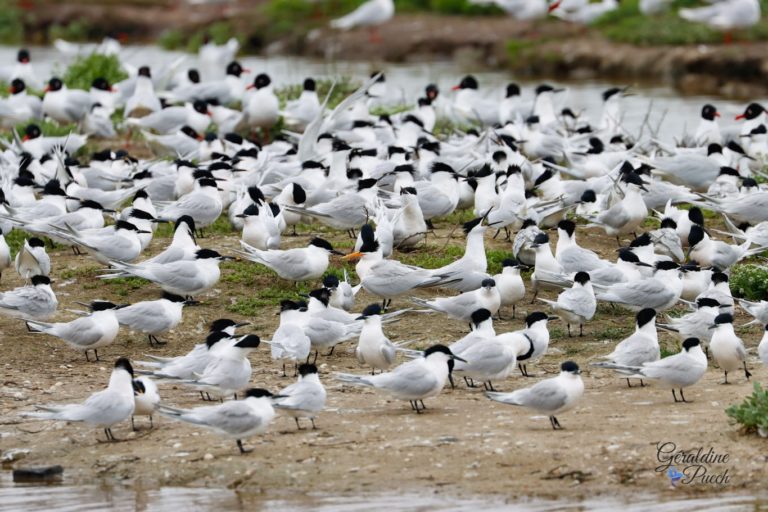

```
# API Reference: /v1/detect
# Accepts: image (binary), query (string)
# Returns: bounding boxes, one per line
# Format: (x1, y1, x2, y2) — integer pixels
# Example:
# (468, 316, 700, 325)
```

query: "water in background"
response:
(1, 45, 766, 141)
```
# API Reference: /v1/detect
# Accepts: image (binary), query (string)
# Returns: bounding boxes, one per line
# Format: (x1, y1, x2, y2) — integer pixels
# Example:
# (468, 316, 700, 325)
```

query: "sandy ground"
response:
(1, 212, 767, 502)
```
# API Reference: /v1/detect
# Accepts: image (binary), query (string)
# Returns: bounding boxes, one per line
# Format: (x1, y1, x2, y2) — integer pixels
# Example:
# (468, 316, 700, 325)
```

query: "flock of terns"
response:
(1, 42, 767, 454)
(329, 0, 762, 40)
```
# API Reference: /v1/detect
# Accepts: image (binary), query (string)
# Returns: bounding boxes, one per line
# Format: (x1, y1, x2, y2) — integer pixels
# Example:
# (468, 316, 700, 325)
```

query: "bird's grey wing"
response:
(523, 379, 568, 412)
(374, 360, 438, 396)
(559, 247, 604, 272)
(145, 261, 202, 288)
(612, 334, 659, 366)
(57, 317, 106, 346)
(612, 279, 669, 304)
(275, 382, 324, 410)
(559, 287, 595, 318)
(15, 245, 40, 272)
(73, 389, 131, 422)
(162, 194, 216, 217)
(596, 202, 630, 229)
(144, 109, 188, 132)
(147, 245, 188, 265)
(640, 354, 690, 379)
(0, 288, 52, 313)
(380, 340, 396, 366)
(192, 402, 261, 434)
(456, 343, 507, 374)
(116, 303, 169, 331)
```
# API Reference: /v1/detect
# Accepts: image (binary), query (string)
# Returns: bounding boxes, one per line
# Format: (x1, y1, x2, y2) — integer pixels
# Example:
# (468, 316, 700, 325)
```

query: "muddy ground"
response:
(1, 196, 766, 503)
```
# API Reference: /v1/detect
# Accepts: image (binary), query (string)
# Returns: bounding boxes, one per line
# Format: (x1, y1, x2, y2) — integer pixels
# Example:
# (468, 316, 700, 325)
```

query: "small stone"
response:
(203, 453, 214, 461)
(2, 449, 30, 464)
(13, 465, 64, 483)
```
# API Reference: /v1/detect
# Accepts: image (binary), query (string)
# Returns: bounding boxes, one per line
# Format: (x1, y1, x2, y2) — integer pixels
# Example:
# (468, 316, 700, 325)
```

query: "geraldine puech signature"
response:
(655, 441, 731, 486)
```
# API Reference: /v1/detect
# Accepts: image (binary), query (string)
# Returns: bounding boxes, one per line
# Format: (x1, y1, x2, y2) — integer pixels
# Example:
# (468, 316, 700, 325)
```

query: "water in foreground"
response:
(1, 473, 765, 512)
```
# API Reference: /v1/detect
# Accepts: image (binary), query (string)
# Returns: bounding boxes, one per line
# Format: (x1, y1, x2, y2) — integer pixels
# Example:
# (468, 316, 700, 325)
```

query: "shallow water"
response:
(1, 44, 767, 510)
(2, 45, 767, 141)
(1, 471, 766, 512)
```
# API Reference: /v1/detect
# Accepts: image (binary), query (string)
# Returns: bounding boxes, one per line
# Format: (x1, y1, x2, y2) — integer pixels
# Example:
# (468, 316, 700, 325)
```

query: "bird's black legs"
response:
(237, 439, 252, 454)
(483, 381, 496, 391)
(295, 417, 303, 430)
(549, 416, 562, 430)
(723, 371, 729, 385)
(463, 376, 476, 388)
(679, 389, 688, 402)
(519, 363, 531, 377)
(409, 400, 425, 413)
(326, 346, 335, 357)
(744, 362, 752, 381)
(310, 418, 317, 429)
(148, 335, 166, 346)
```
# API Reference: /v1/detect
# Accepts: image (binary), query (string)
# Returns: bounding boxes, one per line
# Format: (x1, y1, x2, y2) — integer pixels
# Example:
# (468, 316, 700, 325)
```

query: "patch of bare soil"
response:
(1, 210, 766, 502)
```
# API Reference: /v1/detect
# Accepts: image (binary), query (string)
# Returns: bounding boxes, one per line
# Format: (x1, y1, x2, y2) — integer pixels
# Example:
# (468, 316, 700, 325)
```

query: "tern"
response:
(591, 308, 659, 387)
(336, 344, 464, 413)
(0, 275, 57, 320)
(26, 300, 121, 362)
(159, 388, 278, 454)
(708, 313, 751, 384)
(115, 292, 188, 346)
(238, 238, 342, 282)
(22, 357, 135, 441)
(131, 376, 160, 430)
(101, 249, 231, 299)
(273, 363, 327, 430)
(538, 271, 596, 337)
(486, 361, 584, 430)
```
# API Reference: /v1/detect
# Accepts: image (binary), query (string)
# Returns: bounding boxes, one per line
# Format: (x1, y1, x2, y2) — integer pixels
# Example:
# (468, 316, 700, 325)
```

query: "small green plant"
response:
(3, 229, 28, 256)
(729, 264, 768, 301)
(594, 0, 768, 45)
(63, 54, 128, 91)
(275, 77, 361, 111)
(13, 119, 78, 138)
(725, 382, 768, 436)
(227, 282, 311, 314)
(158, 29, 185, 50)
(48, 20, 93, 43)
(0, 0, 24, 45)
(104, 276, 147, 297)
(221, 260, 273, 285)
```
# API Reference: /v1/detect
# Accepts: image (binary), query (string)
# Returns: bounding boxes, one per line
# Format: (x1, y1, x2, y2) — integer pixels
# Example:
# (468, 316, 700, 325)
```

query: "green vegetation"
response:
(594, 0, 768, 45)
(159, 21, 241, 52)
(3, 229, 28, 256)
(276, 77, 361, 111)
(0, 1, 24, 45)
(726, 382, 768, 436)
(659, 343, 678, 359)
(14, 119, 78, 138)
(227, 282, 311, 314)
(221, 260, 274, 285)
(730, 264, 768, 301)
(60, 265, 102, 280)
(62, 54, 128, 91)
(594, 325, 632, 340)
(48, 20, 93, 43)
(104, 276, 148, 296)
